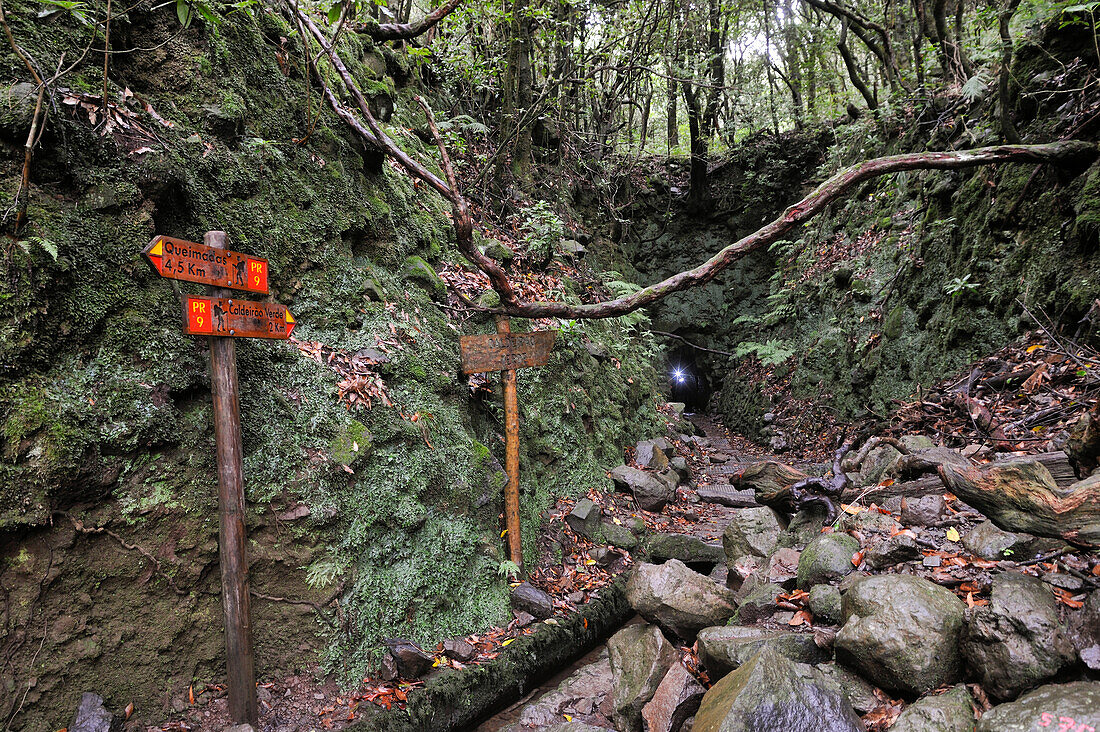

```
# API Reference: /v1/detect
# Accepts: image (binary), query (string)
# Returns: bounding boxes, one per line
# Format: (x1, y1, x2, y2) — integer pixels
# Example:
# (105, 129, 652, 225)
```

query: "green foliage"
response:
(734, 339, 795, 366)
(519, 200, 564, 261)
(944, 273, 981, 296)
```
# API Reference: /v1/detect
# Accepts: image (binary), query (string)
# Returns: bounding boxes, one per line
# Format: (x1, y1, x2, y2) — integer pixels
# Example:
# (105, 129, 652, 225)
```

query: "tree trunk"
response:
(998, 0, 1024, 143)
(839, 20, 878, 110)
(500, 0, 534, 183)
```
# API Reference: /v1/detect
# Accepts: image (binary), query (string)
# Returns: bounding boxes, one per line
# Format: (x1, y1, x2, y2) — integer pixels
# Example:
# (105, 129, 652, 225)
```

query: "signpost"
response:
(460, 319, 555, 573)
(145, 231, 295, 727)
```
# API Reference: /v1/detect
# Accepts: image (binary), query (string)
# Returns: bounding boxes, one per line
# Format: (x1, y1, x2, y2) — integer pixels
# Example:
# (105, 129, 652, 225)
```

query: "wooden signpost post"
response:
(144, 231, 295, 727)
(460, 319, 555, 573)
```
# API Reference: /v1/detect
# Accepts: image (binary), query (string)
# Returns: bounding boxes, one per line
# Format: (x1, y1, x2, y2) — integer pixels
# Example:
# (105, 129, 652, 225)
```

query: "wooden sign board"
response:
(182, 295, 296, 339)
(145, 235, 269, 294)
(459, 331, 556, 374)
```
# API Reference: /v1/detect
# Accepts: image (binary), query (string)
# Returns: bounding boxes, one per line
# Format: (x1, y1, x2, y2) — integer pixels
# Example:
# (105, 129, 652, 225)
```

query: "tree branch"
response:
(489, 140, 1096, 319)
(357, 0, 465, 41)
(290, 2, 521, 307)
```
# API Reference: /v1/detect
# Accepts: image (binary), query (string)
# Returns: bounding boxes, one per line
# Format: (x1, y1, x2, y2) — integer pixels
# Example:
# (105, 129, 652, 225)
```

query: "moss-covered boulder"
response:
(835, 575, 966, 696)
(891, 685, 975, 732)
(796, 533, 858, 589)
(977, 682, 1100, 732)
(692, 646, 863, 732)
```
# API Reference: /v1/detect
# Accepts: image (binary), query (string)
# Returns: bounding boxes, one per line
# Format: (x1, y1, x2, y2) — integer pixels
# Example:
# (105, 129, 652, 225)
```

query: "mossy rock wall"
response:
(618, 23, 1100, 427)
(0, 3, 658, 729)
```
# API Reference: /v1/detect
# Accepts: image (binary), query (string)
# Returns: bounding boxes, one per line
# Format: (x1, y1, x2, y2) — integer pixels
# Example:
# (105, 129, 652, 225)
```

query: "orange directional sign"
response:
(144, 235, 269, 294)
(182, 295, 295, 339)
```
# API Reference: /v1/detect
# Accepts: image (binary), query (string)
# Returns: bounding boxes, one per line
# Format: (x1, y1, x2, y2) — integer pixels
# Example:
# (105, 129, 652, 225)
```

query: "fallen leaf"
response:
(945, 527, 961, 542)
(789, 610, 812, 626)
(124, 702, 133, 720)
(851, 550, 865, 567)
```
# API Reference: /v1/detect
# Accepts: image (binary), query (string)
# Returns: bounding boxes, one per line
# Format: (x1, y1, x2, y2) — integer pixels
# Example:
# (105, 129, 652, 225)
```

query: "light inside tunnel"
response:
(672, 367, 685, 383)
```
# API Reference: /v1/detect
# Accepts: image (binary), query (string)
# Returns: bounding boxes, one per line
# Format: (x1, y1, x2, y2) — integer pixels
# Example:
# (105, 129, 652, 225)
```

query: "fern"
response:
(734, 339, 795, 366)
(960, 71, 990, 103)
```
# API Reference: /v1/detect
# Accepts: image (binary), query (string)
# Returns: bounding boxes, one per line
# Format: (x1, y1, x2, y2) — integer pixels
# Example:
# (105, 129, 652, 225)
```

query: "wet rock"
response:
(511, 582, 555, 619)
(858, 444, 903, 486)
(442, 638, 477, 662)
(637, 439, 671, 470)
(610, 466, 676, 511)
(69, 692, 115, 732)
(962, 520, 1028, 561)
(864, 532, 922, 570)
(733, 579, 784, 624)
(962, 571, 1075, 700)
(900, 495, 947, 526)
(835, 574, 966, 695)
(726, 554, 763, 591)
(518, 651, 614, 727)
(796, 534, 858, 589)
(383, 638, 434, 679)
(899, 435, 936, 452)
(697, 625, 830, 677)
(642, 662, 705, 732)
(609, 623, 678, 732)
(722, 507, 783, 561)
(890, 685, 974, 732)
(778, 507, 830, 550)
(762, 547, 800, 589)
(567, 498, 602, 539)
(1068, 590, 1100, 670)
(224, 726, 254, 732)
(626, 560, 738, 640)
(670, 456, 692, 483)
(697, 485, 757, 508)
(647, 534, 724, 569)
(598, 521, 638, 550)
(809, 584, 843, 625)
(542, 723, 612, 732)
(692, 646, 862, 732)
(815, 662, 879, 713)
(976, 682, 1100, 731)
(838, 509, 901, 535)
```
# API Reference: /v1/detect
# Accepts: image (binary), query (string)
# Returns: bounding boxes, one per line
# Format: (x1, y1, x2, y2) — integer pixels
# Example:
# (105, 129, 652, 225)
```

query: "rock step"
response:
(695, 486, 759, 508)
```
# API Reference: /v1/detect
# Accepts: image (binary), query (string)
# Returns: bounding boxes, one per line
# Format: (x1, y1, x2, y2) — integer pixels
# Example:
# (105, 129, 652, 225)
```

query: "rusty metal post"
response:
(496, 316, 524, 572)
(207, 231, 258, 727)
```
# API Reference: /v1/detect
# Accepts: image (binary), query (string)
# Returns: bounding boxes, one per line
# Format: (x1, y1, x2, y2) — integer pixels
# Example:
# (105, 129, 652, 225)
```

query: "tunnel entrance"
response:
(665, 344, 714, 413)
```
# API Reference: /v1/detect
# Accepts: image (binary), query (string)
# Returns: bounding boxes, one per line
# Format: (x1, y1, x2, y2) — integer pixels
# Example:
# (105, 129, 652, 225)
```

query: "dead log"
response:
(938, 461, 1100, 548)
(730, 461, 807, 507)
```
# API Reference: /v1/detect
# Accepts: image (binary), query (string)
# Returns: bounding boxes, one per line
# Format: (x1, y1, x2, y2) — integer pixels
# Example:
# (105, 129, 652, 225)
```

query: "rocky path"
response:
(480, 410, 1100, 732)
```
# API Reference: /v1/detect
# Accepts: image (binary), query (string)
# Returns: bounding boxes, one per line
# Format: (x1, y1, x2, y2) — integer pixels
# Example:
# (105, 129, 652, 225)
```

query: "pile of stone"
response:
(500, 440, 1100, 732)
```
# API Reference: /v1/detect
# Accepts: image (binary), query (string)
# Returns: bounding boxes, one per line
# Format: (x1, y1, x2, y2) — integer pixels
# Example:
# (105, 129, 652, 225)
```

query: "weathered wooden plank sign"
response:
(459, 330, 556, 374)
(143, 235, 270, 294)
(182, 295, 296, 339)
(460, 321, 555, 573)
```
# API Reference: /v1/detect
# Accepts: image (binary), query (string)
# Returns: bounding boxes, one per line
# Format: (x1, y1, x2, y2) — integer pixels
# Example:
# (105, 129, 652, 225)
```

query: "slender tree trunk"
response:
(839, 20, 879, 110)
(998, 0, 1024, 143)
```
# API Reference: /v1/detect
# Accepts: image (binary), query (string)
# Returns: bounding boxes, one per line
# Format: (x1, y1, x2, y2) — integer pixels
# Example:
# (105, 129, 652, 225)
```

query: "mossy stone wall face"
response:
(623, 29, 1100, 429)
(0, 5, 658, 729)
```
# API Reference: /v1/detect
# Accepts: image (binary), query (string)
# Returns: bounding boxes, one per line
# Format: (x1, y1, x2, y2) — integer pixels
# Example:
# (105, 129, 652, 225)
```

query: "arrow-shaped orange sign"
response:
(144, 235, 269, 294)
(182, 295, 295, 339)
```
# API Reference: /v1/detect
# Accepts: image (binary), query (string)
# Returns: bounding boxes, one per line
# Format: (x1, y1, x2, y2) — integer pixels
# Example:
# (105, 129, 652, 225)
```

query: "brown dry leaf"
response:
(188, 685, 194, 705)
(851, 550, 865, 567)
(124, 702, 134, 720)
(788, 610, 812, 626)
(1021, 363, 1048, 393)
